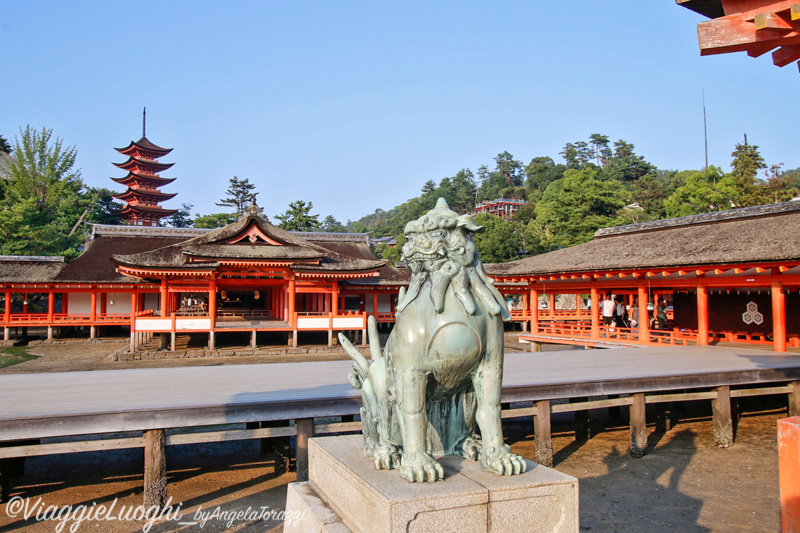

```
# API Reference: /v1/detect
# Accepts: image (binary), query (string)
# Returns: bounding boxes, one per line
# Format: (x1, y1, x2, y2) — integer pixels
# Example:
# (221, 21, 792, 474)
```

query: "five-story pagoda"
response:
(111, 110, 178, 226)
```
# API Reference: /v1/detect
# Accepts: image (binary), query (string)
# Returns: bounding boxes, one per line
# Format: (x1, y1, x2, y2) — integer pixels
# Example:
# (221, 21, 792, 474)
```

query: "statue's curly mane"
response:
(396, 198, 510, 320)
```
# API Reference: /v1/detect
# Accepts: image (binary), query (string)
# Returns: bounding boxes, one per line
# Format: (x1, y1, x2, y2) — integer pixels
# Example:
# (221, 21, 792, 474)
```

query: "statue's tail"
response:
(338, 315, 383, 382)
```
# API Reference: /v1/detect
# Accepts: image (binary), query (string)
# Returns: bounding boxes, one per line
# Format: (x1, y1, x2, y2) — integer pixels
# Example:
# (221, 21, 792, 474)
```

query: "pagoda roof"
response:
(113, 207, 385, 276)
(113, 156, 174, 173)
(111, 172, 177, 185)
(115, 204, 179, 216)
(114, 136, 173, 157)
(113, 189, 178, 202)
(487, 200, 800, 278)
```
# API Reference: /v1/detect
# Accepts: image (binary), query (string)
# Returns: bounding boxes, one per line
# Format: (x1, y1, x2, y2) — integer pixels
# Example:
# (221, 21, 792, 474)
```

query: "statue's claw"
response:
(456, 435, 482, 461)
(481, 445, 527, 476)
(400, 452, 444, 482)
(373, 444, 401, 470)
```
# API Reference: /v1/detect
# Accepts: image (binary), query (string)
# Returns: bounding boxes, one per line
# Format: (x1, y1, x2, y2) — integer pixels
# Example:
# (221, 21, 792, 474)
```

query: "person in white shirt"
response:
(601, 294, 615, 329)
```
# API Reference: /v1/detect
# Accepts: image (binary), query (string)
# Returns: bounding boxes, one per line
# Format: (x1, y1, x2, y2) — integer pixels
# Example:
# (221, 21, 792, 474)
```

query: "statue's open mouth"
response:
(405, 248, 447, 272)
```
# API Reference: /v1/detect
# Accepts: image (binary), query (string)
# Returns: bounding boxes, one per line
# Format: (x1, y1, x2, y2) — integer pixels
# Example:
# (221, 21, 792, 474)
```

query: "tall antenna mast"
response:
(703, 89, 708, 170)
(142, 107, 146, 138)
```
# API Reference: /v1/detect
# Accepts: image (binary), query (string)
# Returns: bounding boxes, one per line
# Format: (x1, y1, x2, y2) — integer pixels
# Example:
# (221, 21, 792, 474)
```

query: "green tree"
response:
(193, 212, 237, 228)
(602, 140, 656, 182)
(589, 133, 611, 167)
(524, 156, 565, 191)
(321, 215, 345, 232)
(763, 163, 800, 203)
(166, 202, 194, 227)
(664, 167, 730, 217)
(0, 126, 87, 257)
(0, 135, 11, 155)
(730, 136, 766, 181)
(534, 168, 628, 249)
(275, 200, 321, 231)
(85, 187, 123, 225)
(215, 176, 258, 215)
(472, 213, 522, 263)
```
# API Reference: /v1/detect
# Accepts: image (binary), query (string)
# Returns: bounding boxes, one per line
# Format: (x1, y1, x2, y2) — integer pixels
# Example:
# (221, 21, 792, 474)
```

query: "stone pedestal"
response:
(285, 435, 578, 533)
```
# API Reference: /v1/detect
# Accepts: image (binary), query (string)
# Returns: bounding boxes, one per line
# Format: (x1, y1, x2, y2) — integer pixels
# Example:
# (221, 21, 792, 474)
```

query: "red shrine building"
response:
(111, 129, 178, 226)
(487, 201, 800, 353)
(0, 207, 406, 350)
(473, 198, 527, 221)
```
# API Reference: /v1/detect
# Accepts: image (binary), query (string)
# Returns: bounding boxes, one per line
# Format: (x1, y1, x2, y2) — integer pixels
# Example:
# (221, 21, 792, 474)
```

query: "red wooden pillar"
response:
(590, 285, 599, 340)
(22, 293, 29, 314)
(373, 292, 379, 318)
(530, 288, 539, 333)
(208, 278, 217, 329)
(100, 293, 107, 316)
(549, 293, 556, 317)
(772, 280, 787, 353)
(90, 289, 97, 321)
(638, 283, 650, 343)
(697, 285, 709, 346)
(4, 290, 11, 323)
(332, 282, 339, 315)
(288, 278, 296, 327)
(779, 416, 800, 531)
(575, 294, 581, 317)
(47, 289, 55, 322)
(159, 280, 168, 318)
(62, 292, 68, 314)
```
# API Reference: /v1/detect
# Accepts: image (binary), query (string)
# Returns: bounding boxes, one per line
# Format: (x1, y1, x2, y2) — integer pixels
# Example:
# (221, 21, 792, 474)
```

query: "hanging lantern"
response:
(221, 290, 227, 300)
(254, 290, 261, 300)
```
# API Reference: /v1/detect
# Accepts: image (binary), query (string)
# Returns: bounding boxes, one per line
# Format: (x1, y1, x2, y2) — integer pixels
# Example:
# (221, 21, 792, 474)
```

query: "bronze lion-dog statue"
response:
(339, 198, 526, 482)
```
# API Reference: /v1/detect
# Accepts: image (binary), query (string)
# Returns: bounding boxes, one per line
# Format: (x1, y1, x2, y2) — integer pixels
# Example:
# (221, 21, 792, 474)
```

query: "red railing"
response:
(523, 320, 696, 347)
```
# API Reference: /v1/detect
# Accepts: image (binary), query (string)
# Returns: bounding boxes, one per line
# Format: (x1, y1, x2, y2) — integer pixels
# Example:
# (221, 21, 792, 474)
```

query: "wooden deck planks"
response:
(0, 346, 799, 442)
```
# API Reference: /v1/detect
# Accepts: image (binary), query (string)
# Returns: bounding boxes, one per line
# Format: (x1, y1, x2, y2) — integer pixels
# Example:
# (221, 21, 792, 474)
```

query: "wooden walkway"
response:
(1, 345, 799, 504)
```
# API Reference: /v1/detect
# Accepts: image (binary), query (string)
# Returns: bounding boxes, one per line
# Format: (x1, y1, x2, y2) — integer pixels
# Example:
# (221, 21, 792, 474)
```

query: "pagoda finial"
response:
(142, 107, 146, 138)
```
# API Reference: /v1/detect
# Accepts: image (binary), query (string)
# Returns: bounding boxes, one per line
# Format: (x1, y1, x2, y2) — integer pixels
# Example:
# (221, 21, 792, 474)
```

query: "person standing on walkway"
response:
(602, 294, 616, 331)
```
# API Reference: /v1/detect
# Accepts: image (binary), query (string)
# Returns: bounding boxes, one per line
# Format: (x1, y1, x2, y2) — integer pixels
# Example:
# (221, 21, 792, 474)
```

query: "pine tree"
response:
(275, 200, 321, 231)
(215, 176, 258, 215)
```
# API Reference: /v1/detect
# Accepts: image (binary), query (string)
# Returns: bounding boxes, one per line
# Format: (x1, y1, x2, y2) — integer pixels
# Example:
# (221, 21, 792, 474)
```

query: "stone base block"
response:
(285, 434, 578, 533)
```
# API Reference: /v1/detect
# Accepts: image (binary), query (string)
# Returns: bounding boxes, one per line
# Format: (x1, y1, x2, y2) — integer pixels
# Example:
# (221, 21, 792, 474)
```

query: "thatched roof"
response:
(487, 201, 800, 277)
(0, 256, 64, 283)
(113, 211, 385, 275)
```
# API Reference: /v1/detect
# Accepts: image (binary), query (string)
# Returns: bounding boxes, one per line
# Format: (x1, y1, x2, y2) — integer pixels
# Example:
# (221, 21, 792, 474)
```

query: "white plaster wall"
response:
(106, 292, 132, 314)
(67, 293, 92, 314)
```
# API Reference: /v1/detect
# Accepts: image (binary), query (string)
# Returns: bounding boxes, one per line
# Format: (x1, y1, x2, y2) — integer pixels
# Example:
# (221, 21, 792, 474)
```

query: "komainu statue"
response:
(339, 198, 526, 482)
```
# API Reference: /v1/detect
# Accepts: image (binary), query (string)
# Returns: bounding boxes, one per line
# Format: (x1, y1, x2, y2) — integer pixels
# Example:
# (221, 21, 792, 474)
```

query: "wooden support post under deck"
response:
(295, 418, 314, 482)
(788, 381, 800, 417)
(208, 331, 215, 350)
(697, 285, 709, 346)
(712, 386, 734, 448)
(0, 459, 9, 503)
(772, 280, 787, 352)
(251, 330, 257, 349)
(534, 400, 553, 467)
(630, 393, 647, 458)
(778, 416, 800, 532)
(572, 397, 589, 441)
(143, 429, 167, 508)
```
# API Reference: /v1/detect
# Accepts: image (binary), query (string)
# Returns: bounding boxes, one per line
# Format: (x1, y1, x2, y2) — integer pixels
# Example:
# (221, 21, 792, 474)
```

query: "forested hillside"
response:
(1, 126, 797, 264)
(343, 135, 800, 264)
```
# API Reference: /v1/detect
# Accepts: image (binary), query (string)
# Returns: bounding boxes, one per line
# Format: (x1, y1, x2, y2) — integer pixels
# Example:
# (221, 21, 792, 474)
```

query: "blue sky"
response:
(2, 2, 797, 224)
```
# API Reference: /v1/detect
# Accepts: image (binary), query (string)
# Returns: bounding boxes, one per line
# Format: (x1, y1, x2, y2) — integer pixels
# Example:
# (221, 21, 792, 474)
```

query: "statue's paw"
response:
(481, 445, 527, 476)
(399, 452, 444, 482)
(373, 444, 401, 470)
(456, 435, 482, 461)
